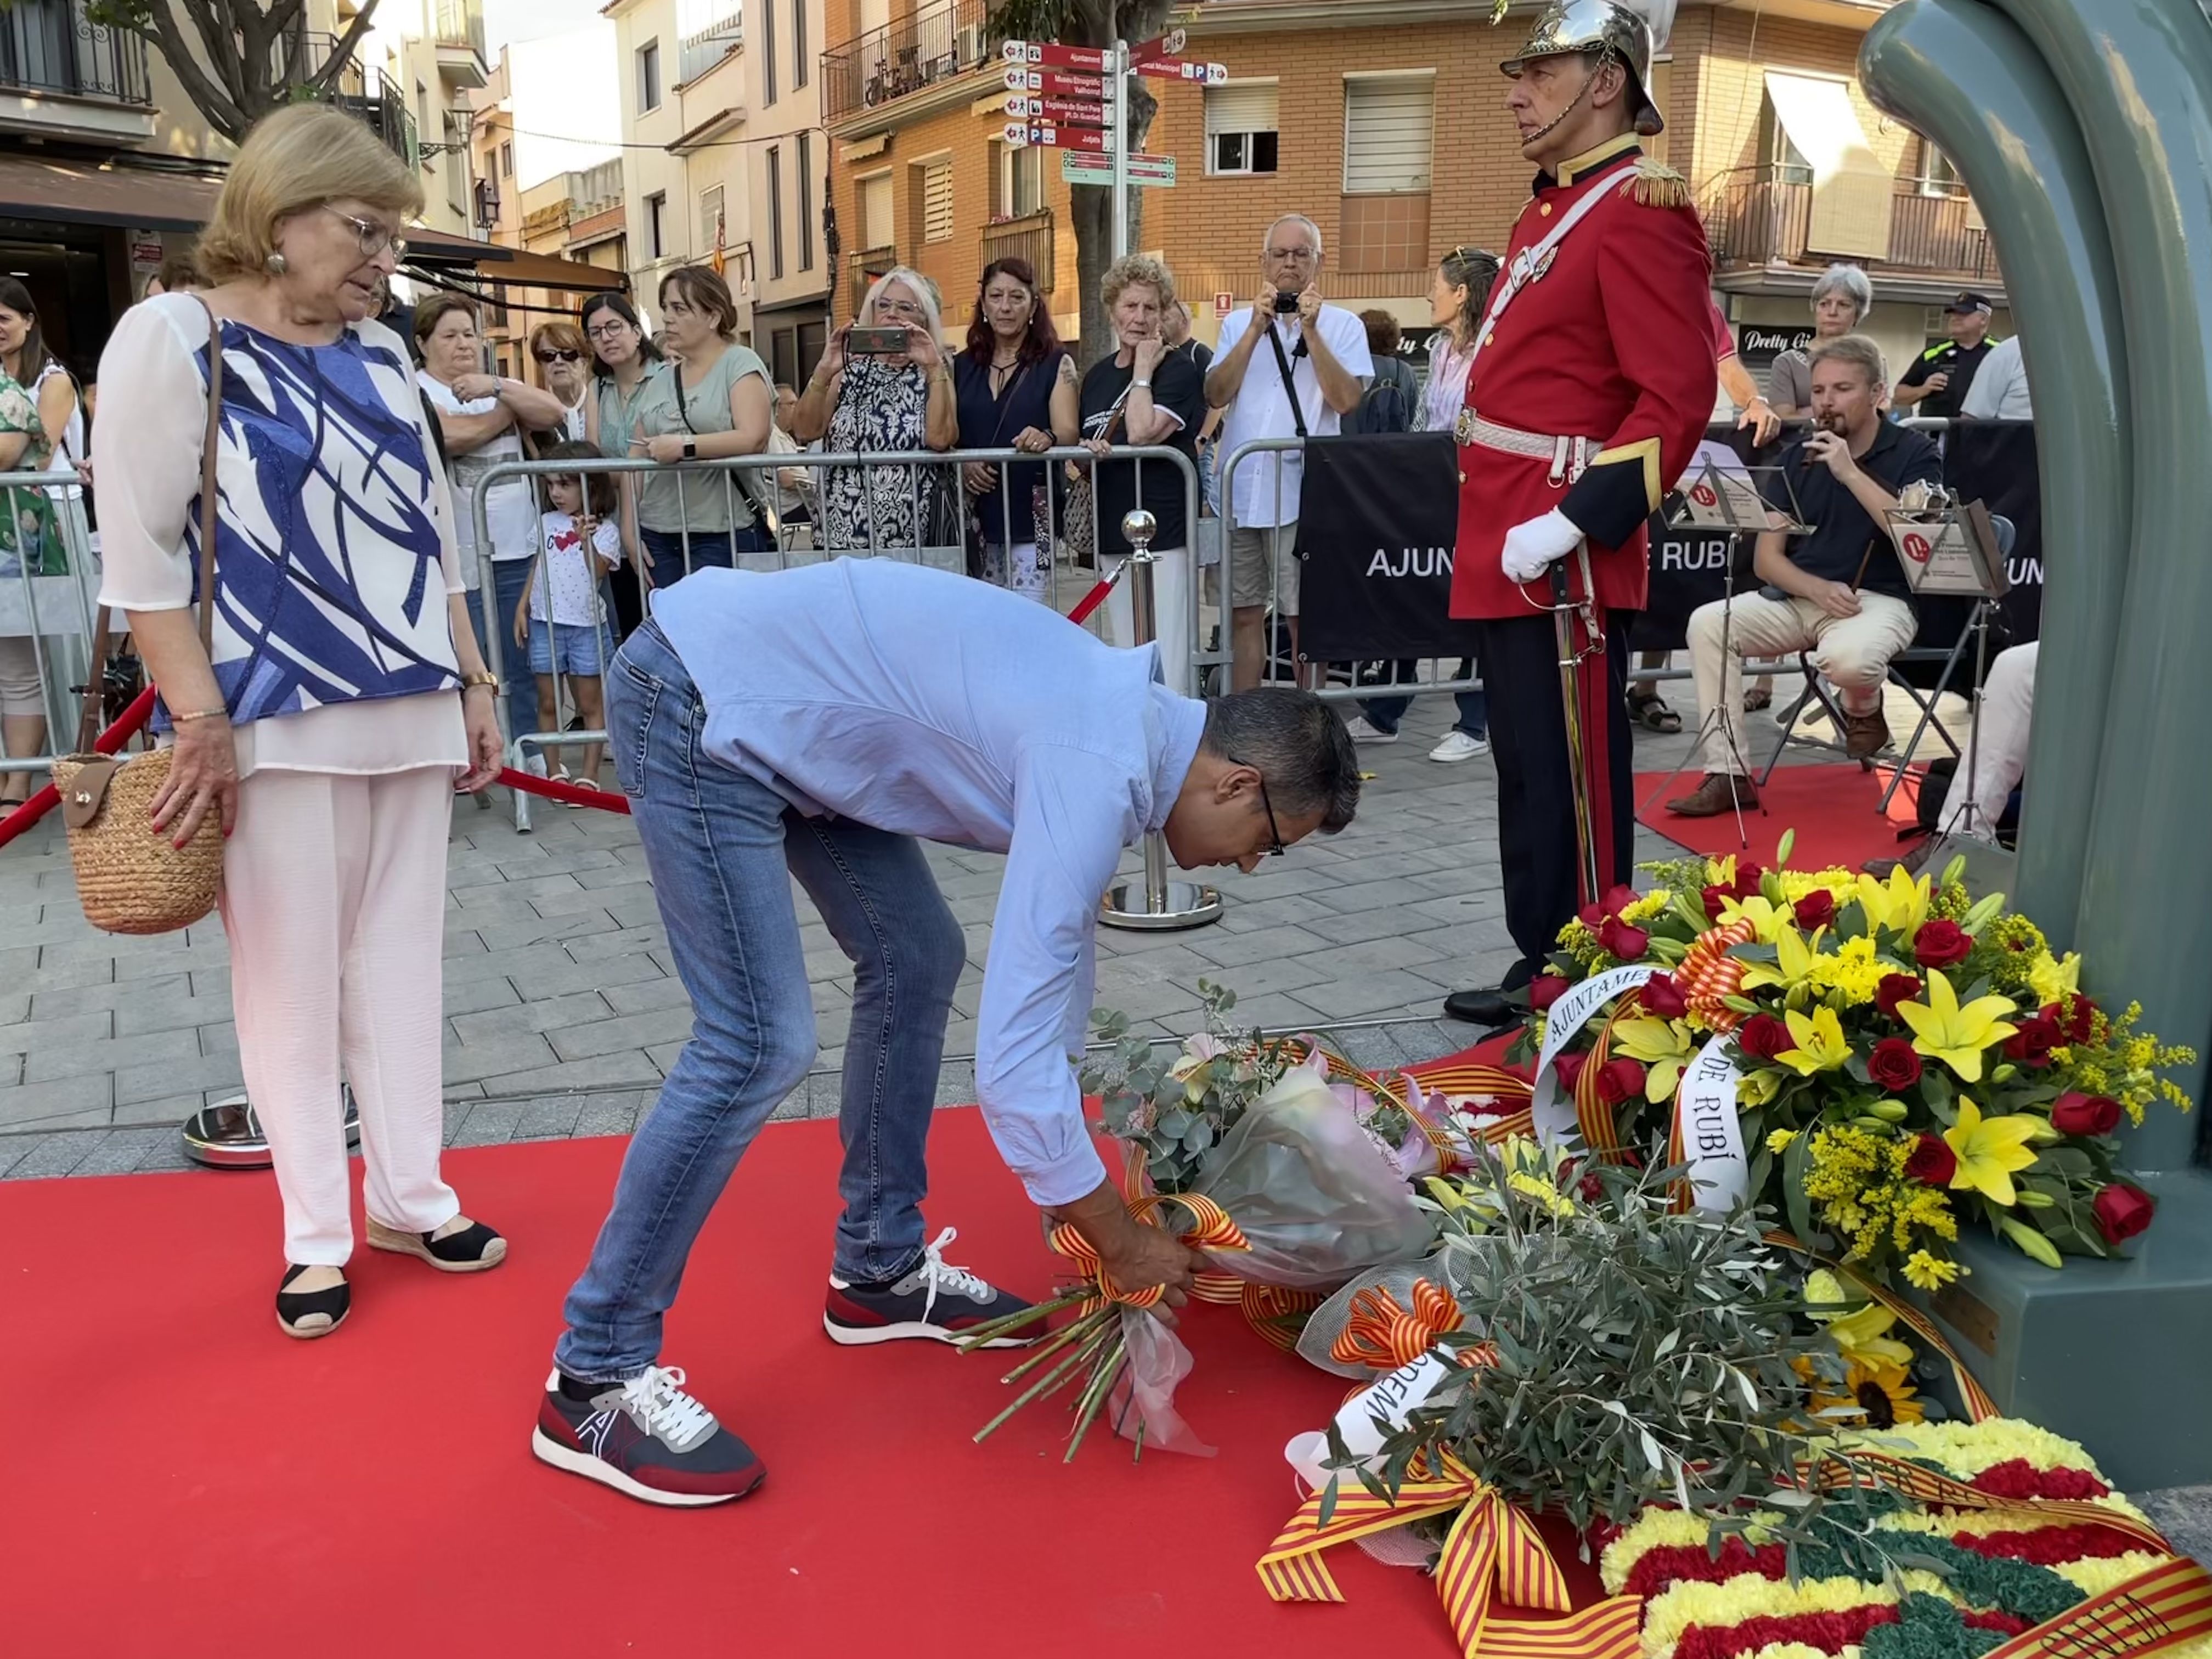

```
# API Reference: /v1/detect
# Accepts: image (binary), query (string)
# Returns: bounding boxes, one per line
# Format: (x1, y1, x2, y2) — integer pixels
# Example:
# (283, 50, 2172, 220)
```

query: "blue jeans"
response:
(1361, 658, 1487, 738)
(639, 523, 766, 591)
(555, 622, 966, 1381)
(490, 557, 541, 756)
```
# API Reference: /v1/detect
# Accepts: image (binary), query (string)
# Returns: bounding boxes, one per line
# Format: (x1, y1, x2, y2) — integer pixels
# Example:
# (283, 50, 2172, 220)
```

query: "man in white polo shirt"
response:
(1204, 213, 1372, 689)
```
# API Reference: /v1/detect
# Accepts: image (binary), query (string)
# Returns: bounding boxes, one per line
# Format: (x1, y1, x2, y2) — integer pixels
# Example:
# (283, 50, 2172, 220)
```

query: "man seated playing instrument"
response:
(1668, 334, 1943, 816)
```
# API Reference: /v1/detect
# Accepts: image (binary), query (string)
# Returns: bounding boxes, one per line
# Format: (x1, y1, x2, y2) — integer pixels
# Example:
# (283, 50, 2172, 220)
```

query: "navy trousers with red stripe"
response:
(1469, 610, 1636, 983)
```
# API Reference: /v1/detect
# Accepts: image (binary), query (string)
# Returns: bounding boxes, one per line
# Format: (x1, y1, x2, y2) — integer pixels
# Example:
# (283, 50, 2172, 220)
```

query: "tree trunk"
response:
(1069, 78, 1157, 368)
(107, 0, 382, 145)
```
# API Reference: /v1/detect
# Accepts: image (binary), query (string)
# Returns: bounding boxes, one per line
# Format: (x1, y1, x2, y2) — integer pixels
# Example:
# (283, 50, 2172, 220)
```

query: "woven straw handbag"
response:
(54, 301, 225, 936)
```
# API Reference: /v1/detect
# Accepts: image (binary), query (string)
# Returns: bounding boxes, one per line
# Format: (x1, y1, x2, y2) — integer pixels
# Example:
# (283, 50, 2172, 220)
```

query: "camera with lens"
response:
(1272, 290, 1302, 315)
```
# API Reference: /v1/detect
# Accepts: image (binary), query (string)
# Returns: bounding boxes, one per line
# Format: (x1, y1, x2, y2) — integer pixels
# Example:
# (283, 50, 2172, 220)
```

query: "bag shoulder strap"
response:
(193, 300, 223, 658)
(1264, 319, 1310, 439)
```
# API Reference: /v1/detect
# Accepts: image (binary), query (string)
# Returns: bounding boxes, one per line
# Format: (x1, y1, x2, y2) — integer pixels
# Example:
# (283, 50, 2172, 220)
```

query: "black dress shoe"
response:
(1443, 986, 1520, 1028)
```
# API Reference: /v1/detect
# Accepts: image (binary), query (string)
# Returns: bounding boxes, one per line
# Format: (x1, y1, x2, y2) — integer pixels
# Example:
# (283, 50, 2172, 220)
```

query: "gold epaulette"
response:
(1618, 156, 1692, 210)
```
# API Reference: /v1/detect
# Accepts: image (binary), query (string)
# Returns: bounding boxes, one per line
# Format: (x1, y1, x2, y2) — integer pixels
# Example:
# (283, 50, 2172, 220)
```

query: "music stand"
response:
(1635, 452, 1813, 847)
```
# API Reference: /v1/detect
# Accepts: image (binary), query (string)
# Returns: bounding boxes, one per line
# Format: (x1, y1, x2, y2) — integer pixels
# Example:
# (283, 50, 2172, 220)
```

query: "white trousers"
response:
(1688, 589, 1918, 776)
(1938, 640, 2036, 837)
(222, 766, 460, 1266)
(1105, 544, 1194, 697)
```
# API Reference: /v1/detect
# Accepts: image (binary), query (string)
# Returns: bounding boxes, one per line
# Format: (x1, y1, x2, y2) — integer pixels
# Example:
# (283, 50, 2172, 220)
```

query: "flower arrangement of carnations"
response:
(1510, 842, 2195, 1289)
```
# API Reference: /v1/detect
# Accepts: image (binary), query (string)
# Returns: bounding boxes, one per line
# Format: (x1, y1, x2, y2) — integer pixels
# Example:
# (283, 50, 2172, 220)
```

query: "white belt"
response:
(1454, 409, 1599, 487)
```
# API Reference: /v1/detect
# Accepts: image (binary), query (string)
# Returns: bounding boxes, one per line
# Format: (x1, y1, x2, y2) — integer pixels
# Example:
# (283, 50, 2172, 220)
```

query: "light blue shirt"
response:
(652, 560, 1208, 1207)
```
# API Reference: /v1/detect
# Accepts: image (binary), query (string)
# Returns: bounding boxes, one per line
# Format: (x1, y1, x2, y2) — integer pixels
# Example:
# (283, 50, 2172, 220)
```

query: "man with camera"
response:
(1667, 334, 1944, 817)
(1204, 214, 1372, 690)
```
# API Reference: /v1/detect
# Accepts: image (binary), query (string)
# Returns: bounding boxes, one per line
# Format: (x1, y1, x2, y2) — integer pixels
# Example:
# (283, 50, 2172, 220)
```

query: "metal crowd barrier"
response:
(0, 469, 101, 798)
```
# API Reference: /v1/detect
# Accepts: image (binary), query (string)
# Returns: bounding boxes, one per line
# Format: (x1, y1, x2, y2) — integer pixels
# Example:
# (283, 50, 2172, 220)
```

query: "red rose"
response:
(2045, 996, 2098, 1046)
(1595, 1058, 1647, 1106)
(1734, 862, 1767, 899)
(1793, 890, 1836, 930)
(1700, 884, 1733, 922)
(2004, 1014, 2061, 1070)
(1904, 1133, 1957, 1186)
(1867, 1037, 1923, 1091)
(1553, 1052, 1587, 1093)
(1913, 920, 1972, 968)
(1528, 973, 1571, 1012)
(1737, 1013, 1794, 1061)
(1877, 974, 1923, 1020)
(2092, 1183, 2155, 1245)
(1602, 883, 1639, 920)
(1597, 917, 1650, 960)
(1638, 975, 1690, 1019)
(2051, 1092, 2122, 1137)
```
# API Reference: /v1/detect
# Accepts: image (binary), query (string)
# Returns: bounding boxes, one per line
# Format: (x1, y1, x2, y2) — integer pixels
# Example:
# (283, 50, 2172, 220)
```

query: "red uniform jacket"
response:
(1451, 134, 1719, 620)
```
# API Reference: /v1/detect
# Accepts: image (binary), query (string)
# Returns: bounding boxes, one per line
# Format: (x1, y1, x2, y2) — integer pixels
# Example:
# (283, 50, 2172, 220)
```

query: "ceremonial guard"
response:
(1442, 0, 1719, 1028)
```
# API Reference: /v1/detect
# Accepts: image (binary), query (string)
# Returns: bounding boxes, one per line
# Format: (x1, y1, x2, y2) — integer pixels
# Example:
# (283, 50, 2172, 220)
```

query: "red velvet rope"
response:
(0, 686, 157, 852)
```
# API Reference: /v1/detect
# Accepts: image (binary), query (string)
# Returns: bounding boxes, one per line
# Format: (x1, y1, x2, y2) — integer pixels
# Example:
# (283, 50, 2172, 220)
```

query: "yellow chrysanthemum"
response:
(2029, 949, 2084, 1006)
(1619, 887, 1674, 926)
(1779, 867, 1858, 904)
(1767, 1127, 1799, 1154)
(1806, 933, 1891, 1008)
(1901, 1250, 1962, 1291)
(1506, 1170, 1574, 1218)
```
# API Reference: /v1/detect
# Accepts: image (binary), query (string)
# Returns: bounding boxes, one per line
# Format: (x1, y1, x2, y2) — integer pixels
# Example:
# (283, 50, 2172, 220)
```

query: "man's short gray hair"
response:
(1808, 332, 1886, 387)
(1261, 214, 1324, 261)
(1200, 690, 1360, 833)
(1810, 263, 1874, 323)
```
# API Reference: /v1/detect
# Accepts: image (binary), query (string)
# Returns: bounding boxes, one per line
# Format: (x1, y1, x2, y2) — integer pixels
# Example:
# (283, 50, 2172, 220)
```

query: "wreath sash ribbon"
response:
(1984, 1556, 2212, 1659)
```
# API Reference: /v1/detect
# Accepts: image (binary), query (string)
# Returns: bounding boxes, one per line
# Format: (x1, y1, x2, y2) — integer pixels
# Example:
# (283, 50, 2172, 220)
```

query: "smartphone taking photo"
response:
(847, 326, 912, 356)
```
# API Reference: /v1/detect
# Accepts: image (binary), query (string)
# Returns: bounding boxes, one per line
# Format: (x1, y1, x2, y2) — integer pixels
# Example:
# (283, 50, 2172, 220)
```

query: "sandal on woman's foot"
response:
(1743, 687, 1773, 713)
(1627, 690, 1683, 733)
(368, 1216, 507, 1273)
(276, 1264, 351, 1339)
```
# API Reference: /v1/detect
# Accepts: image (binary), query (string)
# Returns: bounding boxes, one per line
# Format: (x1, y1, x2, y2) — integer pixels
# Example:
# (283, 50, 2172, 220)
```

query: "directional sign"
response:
(1003, 65, 1104, 98)
(1003, 121, 1120, 152)
(1128, 27, 1187, 64)
(1133, 56, 1227, 84)
(1062, 150, 1175, 188)
(1005, 93, 1109, 126)
(1001, 38, 1108, 72)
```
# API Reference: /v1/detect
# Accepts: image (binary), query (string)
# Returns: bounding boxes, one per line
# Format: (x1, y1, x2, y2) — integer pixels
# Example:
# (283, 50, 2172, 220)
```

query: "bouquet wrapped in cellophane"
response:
(958, 981, 1494, 1461)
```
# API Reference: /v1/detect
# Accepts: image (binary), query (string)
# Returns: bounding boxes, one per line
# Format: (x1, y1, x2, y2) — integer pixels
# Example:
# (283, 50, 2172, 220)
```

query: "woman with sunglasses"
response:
(579, 292, 663, 639)
(529, 320, 592, 442)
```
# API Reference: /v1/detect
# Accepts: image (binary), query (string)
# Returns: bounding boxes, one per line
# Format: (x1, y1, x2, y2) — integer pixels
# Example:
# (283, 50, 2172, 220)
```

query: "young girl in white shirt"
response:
(514, 439, 621, 791)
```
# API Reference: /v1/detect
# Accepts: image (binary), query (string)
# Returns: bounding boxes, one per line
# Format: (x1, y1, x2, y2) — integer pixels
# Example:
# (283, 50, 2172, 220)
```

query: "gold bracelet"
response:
(170, 707, 229, 724)
(461, 670, 499, 693)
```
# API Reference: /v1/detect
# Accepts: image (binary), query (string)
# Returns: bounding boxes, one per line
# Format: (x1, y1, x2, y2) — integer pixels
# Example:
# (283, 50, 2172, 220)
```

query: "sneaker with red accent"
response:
(823, 1227, 1042, 1348)
(531, 1366, 764, 1508)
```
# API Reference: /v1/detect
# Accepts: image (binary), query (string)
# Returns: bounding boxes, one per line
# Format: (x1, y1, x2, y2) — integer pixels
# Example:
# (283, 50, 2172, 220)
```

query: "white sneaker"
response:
(1429, 730, 1490, 763)
(1345, 716, 1401, 745)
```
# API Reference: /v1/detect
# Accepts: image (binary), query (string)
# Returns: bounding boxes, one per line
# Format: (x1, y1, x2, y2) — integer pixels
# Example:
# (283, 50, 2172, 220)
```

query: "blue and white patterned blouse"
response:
(95, 296, 468, 770)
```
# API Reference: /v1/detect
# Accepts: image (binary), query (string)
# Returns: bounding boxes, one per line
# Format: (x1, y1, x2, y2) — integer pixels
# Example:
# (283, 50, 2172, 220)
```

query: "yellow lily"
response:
(1610, 1016, 1695, 1103)
(1739, 923, 1822, 1008)
(1803, 1270, 1919, 1370)
(1894, 969, 2019, 1082)
(1738, 1068, 1785, 1107)
(1854, 866, 1932, 936)
(1716, 893, 1791, 945)
(1942, 1095, 2042, 1207)
(1776, 1005, 1852, 1075)
(2028, 950, 2083, 1007)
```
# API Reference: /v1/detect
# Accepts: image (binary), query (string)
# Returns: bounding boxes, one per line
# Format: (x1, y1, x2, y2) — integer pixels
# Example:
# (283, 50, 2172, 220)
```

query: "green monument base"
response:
(1917, 1169, 2212, 1492)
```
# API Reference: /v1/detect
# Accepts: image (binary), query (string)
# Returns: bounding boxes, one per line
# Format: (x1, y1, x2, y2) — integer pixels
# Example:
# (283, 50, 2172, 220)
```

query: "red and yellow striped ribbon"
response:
(1798, 1447, 2172, 1554)
(1328, 1280, 1499, 1373)
(1764, 1231, 1999, 1423)
(1048, 1191, 1248, 1311)
(1571, 1011, 1632, 1160)
(1984, 1555, 2212, 1659)
(1258, 1459, 1641, 1659)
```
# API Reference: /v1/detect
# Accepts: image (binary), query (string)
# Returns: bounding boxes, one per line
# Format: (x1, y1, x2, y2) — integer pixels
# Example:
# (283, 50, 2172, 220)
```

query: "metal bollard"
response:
(1100, 509, 1223, 932)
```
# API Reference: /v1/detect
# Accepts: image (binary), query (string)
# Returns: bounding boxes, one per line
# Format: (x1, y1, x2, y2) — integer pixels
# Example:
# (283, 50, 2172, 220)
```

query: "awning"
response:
(1764, 71, 1893, 261)
(409, 233, 627, 294)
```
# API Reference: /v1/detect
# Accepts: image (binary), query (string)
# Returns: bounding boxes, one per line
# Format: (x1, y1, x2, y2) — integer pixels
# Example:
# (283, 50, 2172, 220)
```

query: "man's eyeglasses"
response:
(1228, 754, 1285, 857)
(535, 347, 583, 364)
(323, 205, 407, 262)
(1266, 246, 1318, 264)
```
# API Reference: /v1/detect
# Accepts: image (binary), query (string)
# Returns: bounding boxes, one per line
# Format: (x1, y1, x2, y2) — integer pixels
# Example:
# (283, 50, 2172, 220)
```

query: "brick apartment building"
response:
(821, 0, 2005, 387)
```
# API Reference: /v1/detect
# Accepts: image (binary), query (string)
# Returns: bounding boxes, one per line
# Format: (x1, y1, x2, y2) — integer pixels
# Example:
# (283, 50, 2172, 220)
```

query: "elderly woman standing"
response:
(92, 105, 507, 1338)
(416, 295, 564, 760)
(952, 257, 1076, 600)
(628, 265, 773, 588)
(580, 291, 661, 638)
(530, 318, 593, 441)
(1768, 263, 1874, 419)
(792, 267, 957, 554)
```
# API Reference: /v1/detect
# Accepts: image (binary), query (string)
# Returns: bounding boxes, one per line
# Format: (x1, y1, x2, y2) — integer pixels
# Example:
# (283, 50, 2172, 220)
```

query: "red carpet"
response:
(1636, 761, 1925, 872)
(0, 1066, 1548, 1659)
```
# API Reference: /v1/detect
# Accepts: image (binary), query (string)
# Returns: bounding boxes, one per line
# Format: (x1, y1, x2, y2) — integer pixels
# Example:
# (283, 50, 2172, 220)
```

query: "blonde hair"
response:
(1808, 332, 1887, 387)
(858, 266, 944, 340)
(198, 104, 424, 285)
(1101, 253, 1176, 314)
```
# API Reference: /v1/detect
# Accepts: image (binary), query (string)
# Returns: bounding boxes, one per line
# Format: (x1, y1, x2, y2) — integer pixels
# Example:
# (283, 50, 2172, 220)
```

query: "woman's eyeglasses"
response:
(585, 321, 631, 341)
(323, 205, 406, 262)
(535, 348, 583, 364)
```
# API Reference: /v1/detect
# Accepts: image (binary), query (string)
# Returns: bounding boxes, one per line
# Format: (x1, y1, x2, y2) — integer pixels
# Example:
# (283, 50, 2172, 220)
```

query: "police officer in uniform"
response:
(1440, 0, 1718, 1028)
(1894, 291, 1997, 419)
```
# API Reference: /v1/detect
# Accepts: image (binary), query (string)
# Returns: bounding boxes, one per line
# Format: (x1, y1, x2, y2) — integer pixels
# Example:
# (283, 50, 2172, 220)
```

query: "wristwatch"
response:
(1131, 377, 1153, 390)
(682, 437, 698, 460)
(461, 670, 499, 693)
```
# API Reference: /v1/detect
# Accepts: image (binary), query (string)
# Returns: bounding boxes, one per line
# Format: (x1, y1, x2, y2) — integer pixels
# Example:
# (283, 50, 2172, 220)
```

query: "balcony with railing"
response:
(291, 35, 419, 170)
(679, 10, 742, 84)
(1703, 165, 2001, 286)
(980, 212, 1054, 294)
(823, 0, 990, 125)
(436, 0, 488, 86)
(0, 0, 153, 139)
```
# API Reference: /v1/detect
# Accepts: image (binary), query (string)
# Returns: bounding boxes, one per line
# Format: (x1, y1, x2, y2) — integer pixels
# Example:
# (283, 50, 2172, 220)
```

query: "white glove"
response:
(1500, 508, 1585, 585)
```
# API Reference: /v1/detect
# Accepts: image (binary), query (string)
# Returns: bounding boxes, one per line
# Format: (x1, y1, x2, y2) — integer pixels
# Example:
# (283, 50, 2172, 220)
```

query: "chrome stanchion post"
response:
(1101, 508, 1223, 932)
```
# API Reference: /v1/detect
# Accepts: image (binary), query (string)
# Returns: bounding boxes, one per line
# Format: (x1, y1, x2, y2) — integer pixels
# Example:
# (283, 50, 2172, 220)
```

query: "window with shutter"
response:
(923, 158, 954, 242)
(859, 172, 894, 250)
(1342, 74, 1434, 194)
(699, 184, 724, 254)
(1204, 81, 1278, 176)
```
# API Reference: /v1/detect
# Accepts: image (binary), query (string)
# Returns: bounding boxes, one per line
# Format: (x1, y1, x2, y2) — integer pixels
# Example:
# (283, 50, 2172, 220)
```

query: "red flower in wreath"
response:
(2046, 995, 2099, 1046)
(2092, 1182, 2155, 1245)
(2051, 1092, 2121, 1137)
(1913, 920, 1972, 968)
(1700, 883, 1733, 922)
(1905, 1133, 1957, 1186)
(1737, 1013, 1795, 1062)
(1867, 1037, 1923, 1091)
(1597, 916, 1650, 961)
(1876, 973, 1923, 1020)
(1792, 890, 1836, 930)
(1529, 974, 1571, 1012)
(1553, 1052, 1588, 1093)
(1638, 975, 1690, 1019)
(2004, 1013, 2062, 1070)
(1595, 1058, 1647, 1106)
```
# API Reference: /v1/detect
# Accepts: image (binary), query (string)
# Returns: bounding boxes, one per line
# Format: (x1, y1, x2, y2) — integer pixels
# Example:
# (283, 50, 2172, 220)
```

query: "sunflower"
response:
(1801, 1355, 1927, 1429)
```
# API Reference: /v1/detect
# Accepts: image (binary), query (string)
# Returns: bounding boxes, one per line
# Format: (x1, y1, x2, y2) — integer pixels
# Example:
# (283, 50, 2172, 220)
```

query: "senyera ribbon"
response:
(1328, 1280, 1500, 1374)
(1047, 1189, 1248, 1310)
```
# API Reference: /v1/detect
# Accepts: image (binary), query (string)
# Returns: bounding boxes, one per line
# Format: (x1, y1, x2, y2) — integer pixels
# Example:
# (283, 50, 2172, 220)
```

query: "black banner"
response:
(1293, 432, 1483, 661)
(1941, 419, 2042, 642)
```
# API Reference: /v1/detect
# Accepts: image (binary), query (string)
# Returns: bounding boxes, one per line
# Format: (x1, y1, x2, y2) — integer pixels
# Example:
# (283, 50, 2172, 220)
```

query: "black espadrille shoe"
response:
(276, 1265, 351, 1339)
(366, 1216, 507, 1273)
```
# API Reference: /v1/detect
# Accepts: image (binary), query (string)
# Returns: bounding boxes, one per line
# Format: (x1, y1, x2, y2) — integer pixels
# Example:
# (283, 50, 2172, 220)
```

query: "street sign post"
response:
(1001, 38, 1108, 71)
(1002, 65, 1104, 98)
(1133, 57, 1227, 84)
(1062, 151, 1175, 187)
(1003, 121, 1121, 152)
(1005, 94, 1110, 126)
(1128, 27, 1186, 63)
